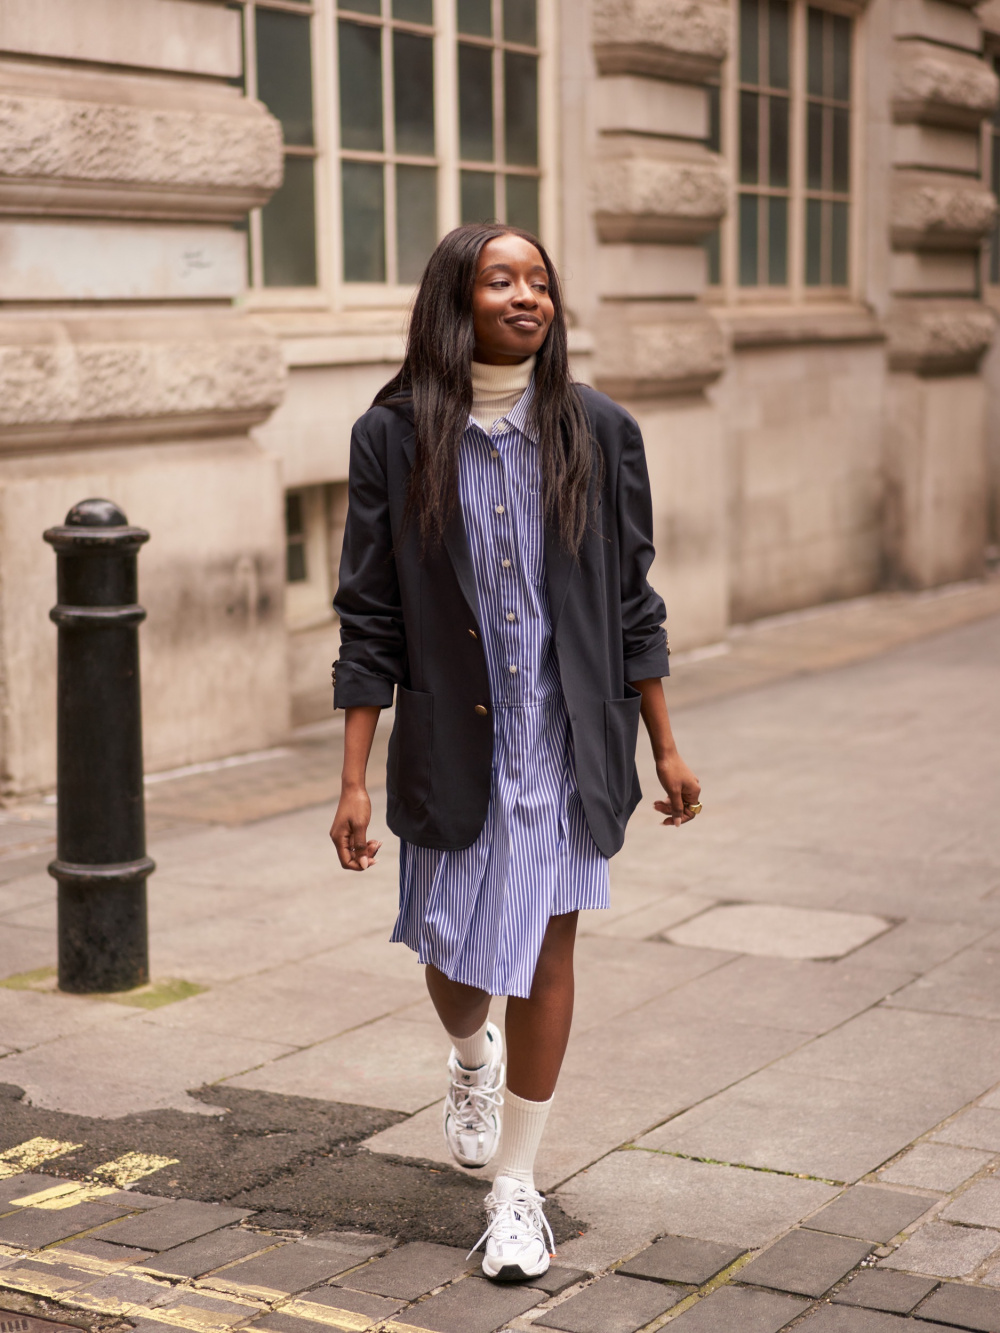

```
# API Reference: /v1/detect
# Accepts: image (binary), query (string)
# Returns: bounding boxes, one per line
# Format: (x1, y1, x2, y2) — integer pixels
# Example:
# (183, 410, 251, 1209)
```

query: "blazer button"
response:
(474, 704, 488, 716)
(468, 628, 478, 639)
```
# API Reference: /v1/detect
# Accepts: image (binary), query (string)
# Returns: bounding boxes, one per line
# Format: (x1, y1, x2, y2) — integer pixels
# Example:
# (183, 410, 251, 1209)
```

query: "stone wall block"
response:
(595, 304, 727, 396)
(891, 169, 998, 247)
(0, 91, 283, 220)
(592, 0, 729, 80)
(593, 146, 729, 242)
(893, 40, 1000, 128)
(885, 298, 997, 372)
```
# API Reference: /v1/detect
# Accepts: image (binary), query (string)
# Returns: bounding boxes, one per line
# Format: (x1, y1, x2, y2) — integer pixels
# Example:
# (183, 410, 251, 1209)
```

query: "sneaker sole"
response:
(482, 1259, 550, 1283)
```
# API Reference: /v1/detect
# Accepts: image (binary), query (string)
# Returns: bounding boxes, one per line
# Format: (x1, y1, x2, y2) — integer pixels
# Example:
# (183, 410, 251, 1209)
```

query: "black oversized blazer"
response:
(332, 383, 670, 859)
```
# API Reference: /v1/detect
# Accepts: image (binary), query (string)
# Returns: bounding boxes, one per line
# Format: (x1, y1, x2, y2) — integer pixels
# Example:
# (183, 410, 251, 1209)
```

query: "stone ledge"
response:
(593, 142, 729, 243)
(592, 0, 729, 81)
(892, 170, 998, 248)
(894, 40, 999, 129)
(594, 302, 726, 396)
(0, 312, 286, 448)
(720, 305, 885, 350)
(885, 297, 996, 371)
(0, 90, 282, 222)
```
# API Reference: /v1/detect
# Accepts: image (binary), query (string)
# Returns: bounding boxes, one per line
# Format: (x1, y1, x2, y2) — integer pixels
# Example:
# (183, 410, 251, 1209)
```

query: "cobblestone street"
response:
(1, 583, 1000, 1332)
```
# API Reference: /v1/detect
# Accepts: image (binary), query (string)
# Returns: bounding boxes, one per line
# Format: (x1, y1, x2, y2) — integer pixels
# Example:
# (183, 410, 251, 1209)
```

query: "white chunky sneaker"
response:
(443, 1020, 504, 1169)
(470, 1175, 555, 1282)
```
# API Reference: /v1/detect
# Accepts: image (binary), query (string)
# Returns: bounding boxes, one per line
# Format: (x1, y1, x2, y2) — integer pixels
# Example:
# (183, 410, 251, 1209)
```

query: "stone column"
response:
(589, 0, 730, 648)
(0, 0, 288, 795)
(884, 0, 999, 586)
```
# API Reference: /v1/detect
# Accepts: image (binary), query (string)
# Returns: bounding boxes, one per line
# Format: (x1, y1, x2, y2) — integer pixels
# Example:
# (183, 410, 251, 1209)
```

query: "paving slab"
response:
(636, 1068, 959, 1183)
(0, 1257, 91, 1297)
(55, 1237, 155, 1270)
(0, 1176, 69, 1209)
(878, 1144, 995, 1192)
(143, 1228, 277, 1279)
(66, 1271, 178, 1314)
(282, 1285, 407, 1324)
(617, 1235, 744, 1286)
(555, 1150, 837, 1272)
(805, 1187, 934, 1242)
(333, 1242, 472, 1300)
(846, 921, 990, 975)
(533, 1273, 683, 1332)
(394, 1275, 543, 1332)
(145, 1288, 261, 1332)
(933, 1110, 1000, 1153)
(737, 1230, 871, 1297)
(664, 903, 890, 959)
(527, 1265, 589, 1296)
(880, 1222, 1000, 1278)
(660, 1284, 811, 1331)
(942, 1180, 1000, 1230)
(885, 947, 1000, 1022)
(832, 1269, 938, 1313)
(915, 1281, 1000, 1330)
(0, 1201, 134, 1249)
(95, 1201, 252, 1252)
(579, 891, 718, 941)
(792, 1308, 910, 1331)
(201, 1238, 372, 1297)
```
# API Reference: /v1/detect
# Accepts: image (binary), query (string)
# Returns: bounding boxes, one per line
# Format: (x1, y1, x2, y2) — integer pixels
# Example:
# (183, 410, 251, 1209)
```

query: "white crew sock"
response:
(491, 1090, 553, 1191)
(448, 1018, 491, 1070)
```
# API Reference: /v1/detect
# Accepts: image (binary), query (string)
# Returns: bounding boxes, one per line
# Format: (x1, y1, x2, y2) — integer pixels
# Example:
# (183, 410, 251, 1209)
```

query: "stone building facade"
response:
(0, 0, 997, 795)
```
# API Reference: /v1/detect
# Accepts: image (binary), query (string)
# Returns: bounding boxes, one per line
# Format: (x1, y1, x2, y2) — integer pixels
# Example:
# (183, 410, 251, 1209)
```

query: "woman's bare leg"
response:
(504, 911, 578, 1101)
(425, 966, 491, 1038)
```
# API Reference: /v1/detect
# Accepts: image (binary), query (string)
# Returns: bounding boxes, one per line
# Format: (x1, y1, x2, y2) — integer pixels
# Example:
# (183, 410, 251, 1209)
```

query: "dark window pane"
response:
(460, 43, 494, 160)
(740, 0, 759, 84)
(461, 169, 496, 222)
(256, 10, 314, 146)
(286, 492, 305, 537)
(339, 21, 383, 151)
(459, 0, 492, 35)
(808, 7, 824, 97)
(339, 0, 380, 12)
(767, 0, 789, 89)
(805, 196, 822, 285)
(342, 160, 385, 281)
(394, 31, 435, 155)
(767, 195, 787, 285)
(504, 0, 537, 44)
(739, 193, 759, 285)
(287, 542, 307, 582)
(262, 156, 317, 287)
(704, 226, 721, 285)
(393, 0, 433, 21)
(397, 165, 437, 283)
(740, 90, 759, 185)
(993, 134, 1000, 282)
(807, 100, 823, 191)
(506, 174, 539, 233)
(504, 52, 538, 165)
(832, 14, 851, 101)
(832, 105, 850, 192)
(769, 95, 789, 187)
(706, 83, 721, 152)
(831, 200, 848, 284)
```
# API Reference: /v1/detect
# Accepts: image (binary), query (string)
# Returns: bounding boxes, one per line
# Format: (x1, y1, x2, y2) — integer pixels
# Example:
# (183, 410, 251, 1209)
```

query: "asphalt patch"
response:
(0, 1083, 584, 1248)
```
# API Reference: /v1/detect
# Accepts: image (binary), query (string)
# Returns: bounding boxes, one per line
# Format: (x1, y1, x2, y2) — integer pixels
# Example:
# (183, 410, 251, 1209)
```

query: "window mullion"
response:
(789, 0, 806, 302)
(383, 15, 398, 283)
(494, 0, 504, 220)
(244, 3, 265, 290)
(435, 0, 459, 235)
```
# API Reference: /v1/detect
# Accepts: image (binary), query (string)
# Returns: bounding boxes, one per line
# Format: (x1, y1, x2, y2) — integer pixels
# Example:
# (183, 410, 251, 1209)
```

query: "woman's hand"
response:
(330, 784, 382, 870)
(653, 752, 702, 828)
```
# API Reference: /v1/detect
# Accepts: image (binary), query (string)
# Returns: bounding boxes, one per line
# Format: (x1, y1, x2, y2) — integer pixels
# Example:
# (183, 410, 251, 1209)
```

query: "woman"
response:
(330, 222, 700, 1283)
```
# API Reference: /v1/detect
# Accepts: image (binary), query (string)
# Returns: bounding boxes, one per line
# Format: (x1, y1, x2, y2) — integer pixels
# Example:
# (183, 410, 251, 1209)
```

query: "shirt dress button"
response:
(495, 505, 505, 515)
(491, 449, 500, 459)
(506, 612, 516, 622)
(509, 665, 518, 674)
(474, 704, 488, 716)
(501, 559, 511, 568)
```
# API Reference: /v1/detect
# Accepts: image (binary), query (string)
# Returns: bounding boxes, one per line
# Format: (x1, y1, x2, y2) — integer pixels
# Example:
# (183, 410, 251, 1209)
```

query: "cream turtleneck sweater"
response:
(470, 355, 535, 433)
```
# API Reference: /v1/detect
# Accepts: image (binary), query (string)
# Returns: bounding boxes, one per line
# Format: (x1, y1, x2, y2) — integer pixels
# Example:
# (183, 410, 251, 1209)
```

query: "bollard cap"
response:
(44, 498, 149, 552)
(65, 498, 129, 527)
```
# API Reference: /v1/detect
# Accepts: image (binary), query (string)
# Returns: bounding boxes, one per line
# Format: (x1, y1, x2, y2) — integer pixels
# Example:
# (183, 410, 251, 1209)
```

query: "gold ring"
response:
(685, 802, 703, 815)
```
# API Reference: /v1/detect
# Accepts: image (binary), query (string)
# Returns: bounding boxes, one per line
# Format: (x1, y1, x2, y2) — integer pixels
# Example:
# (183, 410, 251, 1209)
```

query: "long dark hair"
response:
(374, 223, 596, 555)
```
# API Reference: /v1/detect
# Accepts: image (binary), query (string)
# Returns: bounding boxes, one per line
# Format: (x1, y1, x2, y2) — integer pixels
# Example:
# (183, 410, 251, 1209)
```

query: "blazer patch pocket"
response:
(390, 685, 434, 811)
(604, 687, 642, 816)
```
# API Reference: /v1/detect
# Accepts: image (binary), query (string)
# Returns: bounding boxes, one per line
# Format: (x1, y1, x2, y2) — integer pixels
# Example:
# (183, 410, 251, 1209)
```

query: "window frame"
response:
(711, 0, 865, 306)
(983, 48, 1000, 292)
(235, 0, 557, 313)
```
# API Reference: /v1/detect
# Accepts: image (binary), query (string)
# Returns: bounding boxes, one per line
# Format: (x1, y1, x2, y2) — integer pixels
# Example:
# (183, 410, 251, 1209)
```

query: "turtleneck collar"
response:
(469, 355, 536, 433)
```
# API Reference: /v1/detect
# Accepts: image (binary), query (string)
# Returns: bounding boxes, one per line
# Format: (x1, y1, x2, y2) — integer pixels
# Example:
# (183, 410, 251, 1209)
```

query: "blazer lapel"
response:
(443, 509, 480, 622)
(544, 522, 576, 629)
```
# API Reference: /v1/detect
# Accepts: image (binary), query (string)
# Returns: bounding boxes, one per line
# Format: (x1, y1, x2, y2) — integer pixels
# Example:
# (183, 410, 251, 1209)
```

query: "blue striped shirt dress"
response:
(391, 379, 610, 999)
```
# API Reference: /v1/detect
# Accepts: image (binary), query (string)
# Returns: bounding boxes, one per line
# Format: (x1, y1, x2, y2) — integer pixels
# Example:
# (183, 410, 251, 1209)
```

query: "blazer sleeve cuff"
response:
(624, 642, 671, 681)
(333, 661, 396, 709)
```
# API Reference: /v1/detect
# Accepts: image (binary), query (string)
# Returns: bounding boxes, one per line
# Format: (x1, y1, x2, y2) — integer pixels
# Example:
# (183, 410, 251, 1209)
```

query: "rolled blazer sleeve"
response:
(332, 418, 405, 709)
(617, 416, 670, 681)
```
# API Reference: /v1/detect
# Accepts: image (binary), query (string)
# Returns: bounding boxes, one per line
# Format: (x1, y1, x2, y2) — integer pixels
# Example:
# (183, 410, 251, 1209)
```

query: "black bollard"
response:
(44, 499, 154, 993)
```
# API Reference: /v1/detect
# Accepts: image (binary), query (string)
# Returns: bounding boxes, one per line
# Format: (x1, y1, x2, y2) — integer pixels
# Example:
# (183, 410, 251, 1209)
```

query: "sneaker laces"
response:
(468, 1183, 555, 1260)
(446, 1077, 504, 1130)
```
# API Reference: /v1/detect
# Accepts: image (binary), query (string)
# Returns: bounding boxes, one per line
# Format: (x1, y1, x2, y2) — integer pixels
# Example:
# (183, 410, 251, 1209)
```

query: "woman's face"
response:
(471, 235, 555, 365)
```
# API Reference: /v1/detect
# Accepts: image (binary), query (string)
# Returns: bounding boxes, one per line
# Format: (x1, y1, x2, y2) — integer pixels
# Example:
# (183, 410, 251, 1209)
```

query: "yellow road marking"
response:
(0, 1265, 83, 1296)
(144, 1306, 256, 1333)
(280, 1301, 374, 1331)
(8, 1150, 178, 1208)
(93, 1151, 178, 1187)
(0, 1138, 81, 1179)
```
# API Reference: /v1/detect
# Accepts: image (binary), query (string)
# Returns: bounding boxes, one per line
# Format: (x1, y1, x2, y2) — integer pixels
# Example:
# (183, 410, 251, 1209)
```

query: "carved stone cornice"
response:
(593, 141, 729, 244)
(0, 90, 283, 222)
(594, 302, 726, 397)
(0, 312, 286, 451)
(592, 0, 729, 81)
(893, 40, 1000, 129)
(885, 298, 996, 372)
(891, 170, 998, 248)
